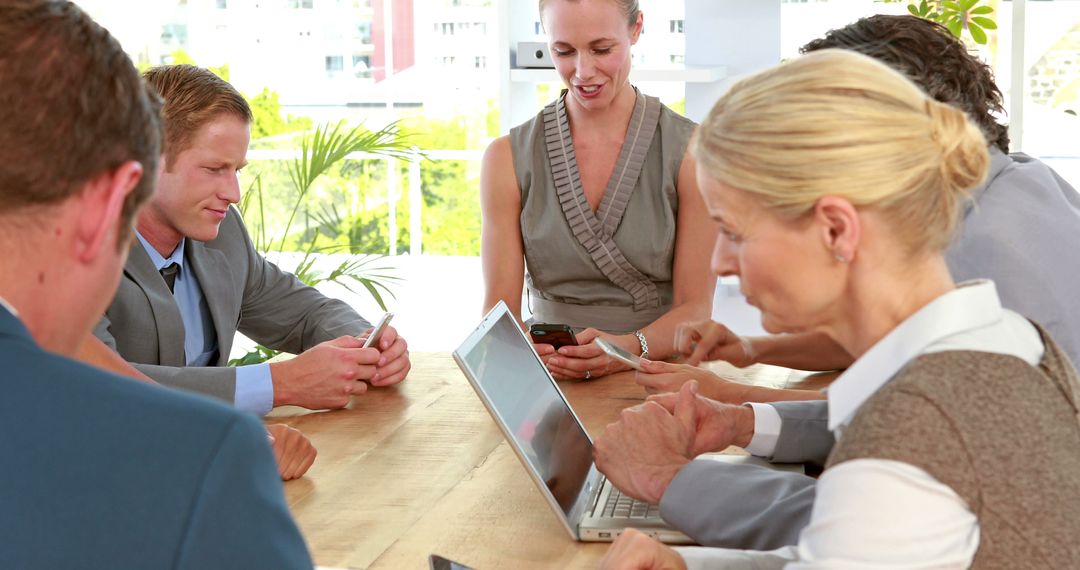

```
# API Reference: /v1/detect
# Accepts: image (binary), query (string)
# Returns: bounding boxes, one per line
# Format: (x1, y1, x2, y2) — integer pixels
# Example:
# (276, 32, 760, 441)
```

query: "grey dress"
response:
(509, 88, 696, 335)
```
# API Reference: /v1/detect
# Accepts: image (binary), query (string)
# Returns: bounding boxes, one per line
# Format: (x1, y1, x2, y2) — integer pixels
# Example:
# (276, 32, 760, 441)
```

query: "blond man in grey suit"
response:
(94, 65, 411, 414)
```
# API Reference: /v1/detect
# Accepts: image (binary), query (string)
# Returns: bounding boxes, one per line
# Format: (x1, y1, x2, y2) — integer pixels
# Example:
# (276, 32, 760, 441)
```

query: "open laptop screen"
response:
(459, 309, 593, 516)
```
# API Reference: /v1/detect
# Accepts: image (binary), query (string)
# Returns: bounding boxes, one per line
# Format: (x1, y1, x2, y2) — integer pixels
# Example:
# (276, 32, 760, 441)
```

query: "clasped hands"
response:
(269, 324, 411, 410)
(593, 381, 755, 504)
(593, 320, 759, 502)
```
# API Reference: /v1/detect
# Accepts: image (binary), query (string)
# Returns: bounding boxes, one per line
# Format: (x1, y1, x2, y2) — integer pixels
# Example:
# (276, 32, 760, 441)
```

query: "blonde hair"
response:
(693, 49, 989, 254)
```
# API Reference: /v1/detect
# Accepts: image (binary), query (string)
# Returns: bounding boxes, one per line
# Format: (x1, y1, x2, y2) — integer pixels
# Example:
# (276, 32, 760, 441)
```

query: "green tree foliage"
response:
(879, 0, 997, 44)
(249, 87, 312, 139)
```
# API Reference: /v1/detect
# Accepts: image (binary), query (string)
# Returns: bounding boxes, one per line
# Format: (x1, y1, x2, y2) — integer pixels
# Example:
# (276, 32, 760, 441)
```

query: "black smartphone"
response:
(429, 554, 476, 570)
(529, 323, 579, 349)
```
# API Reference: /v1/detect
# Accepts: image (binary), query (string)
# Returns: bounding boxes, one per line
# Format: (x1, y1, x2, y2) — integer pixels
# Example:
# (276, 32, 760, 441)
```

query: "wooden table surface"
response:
(266, 353, 817, 570)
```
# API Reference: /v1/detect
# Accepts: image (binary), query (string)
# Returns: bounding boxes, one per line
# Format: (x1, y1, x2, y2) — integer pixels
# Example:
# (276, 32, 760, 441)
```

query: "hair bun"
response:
(926, 98, 990, 196)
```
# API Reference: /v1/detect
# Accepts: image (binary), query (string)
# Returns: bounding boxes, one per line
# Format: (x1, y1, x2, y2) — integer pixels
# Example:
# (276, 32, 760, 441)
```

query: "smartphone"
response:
(429, 554, 476, 570)
(362, 312, 395, 348)
(595, 337, 645, 371)
(529, 323, 579, 349)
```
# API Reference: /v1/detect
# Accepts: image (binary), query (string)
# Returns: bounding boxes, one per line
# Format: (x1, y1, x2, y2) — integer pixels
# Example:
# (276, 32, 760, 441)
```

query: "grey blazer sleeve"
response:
(92, 313, 238, 404)
(659, 460, 815, 550)
(768, 400, 834, 466)
(227, 213, 371, 353)
(176, 414, 313, 569)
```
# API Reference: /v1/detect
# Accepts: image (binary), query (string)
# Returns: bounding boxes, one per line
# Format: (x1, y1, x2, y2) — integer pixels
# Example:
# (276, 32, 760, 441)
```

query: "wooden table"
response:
(266, 353, 816, 570)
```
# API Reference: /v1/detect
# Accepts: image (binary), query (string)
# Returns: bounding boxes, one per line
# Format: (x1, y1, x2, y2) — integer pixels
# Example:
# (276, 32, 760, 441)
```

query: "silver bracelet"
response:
(634, 330, 649, 360)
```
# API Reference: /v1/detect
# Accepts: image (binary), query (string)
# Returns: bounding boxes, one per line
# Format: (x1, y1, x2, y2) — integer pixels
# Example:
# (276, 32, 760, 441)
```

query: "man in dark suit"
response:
(0, 2, 312, 566)
(93, 64, 411, 414)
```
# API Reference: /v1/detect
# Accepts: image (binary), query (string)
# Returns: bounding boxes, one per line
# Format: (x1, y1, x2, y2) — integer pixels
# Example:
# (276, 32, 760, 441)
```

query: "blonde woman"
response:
(596, 49, 1080, 568)
(481, 0, 717, 381)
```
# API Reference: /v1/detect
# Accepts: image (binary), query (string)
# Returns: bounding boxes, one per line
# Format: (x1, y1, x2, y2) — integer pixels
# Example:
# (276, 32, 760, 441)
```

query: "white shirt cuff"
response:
(744, 402, 781, 457)
(234, 363, 274, 415)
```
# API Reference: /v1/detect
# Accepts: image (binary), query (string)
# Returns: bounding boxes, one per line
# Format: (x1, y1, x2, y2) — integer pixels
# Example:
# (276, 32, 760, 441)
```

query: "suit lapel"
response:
(186, 239, 237, 366)
(125, 242, 187, 366)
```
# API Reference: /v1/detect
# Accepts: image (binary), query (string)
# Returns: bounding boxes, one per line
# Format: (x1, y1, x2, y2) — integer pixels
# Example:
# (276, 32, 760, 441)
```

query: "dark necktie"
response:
(160, 263, 179, 293)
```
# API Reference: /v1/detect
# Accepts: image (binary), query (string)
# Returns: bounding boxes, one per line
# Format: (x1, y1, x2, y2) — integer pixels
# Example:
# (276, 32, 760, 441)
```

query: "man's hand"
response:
(647, 390, 755, 457)
(599, 529, 688, 570)
(268, 336, 379, 409)
(675, 319, 755, 367)
(266, 424, 317, 481)
(594, 382, 699, 504)
(361, 325, 410, 387)
(634, 359, 754, 404)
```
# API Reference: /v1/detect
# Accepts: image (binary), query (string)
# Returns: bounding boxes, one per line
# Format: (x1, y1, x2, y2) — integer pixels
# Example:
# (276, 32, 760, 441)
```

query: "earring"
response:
(834, 253, 847, 263)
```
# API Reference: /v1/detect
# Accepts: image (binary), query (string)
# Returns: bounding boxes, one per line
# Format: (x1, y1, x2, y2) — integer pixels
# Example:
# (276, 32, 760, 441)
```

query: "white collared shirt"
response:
(681, 281, 1044, 569)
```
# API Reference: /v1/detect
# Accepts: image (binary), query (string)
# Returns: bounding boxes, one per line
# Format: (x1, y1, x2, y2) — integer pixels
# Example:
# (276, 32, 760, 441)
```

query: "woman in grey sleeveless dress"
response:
(480, 0, 717, 381)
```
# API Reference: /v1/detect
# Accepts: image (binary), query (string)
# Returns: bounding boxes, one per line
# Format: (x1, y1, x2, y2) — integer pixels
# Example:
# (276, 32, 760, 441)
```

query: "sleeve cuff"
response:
(234, 363, 274, 415)
(744, 402, 781, 457)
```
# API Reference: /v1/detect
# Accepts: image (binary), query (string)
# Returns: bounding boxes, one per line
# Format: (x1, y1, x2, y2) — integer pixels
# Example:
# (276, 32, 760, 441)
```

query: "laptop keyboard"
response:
(600, 487, 658, 519)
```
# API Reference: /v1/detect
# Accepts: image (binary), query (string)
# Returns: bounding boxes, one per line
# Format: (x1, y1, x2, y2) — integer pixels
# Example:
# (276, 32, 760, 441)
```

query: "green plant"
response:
(229, 121, 420, 365)
(880, 0, 997, 44)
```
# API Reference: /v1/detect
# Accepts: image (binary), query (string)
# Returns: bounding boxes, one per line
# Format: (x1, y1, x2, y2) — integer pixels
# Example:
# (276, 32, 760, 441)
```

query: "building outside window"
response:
(325, 54, 344, 78)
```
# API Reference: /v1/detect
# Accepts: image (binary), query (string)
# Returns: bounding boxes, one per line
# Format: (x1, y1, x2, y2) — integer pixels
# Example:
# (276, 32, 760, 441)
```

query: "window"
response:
(325, 55, 344, 78)
(354, 22, 372, 43)
(215, 0, 226, 8)
(670, 19, 683, 33)
(1001, 0, 1080, 181)
(474, 55, 487, 69)
(288, 0, 314, 8)
(352, 54, 372, 77)
(670, 54, 685, 65)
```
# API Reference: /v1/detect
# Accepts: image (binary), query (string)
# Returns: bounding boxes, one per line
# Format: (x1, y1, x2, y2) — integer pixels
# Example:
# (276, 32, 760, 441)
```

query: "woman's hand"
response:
(675, 319, 756, 367)
(543, 328, 636, 381)
(634, 359, 753, 404)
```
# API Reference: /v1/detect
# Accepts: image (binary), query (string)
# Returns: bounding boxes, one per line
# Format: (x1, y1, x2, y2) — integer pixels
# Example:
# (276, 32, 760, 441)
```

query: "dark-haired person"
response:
(597, 14, 1080, 551)
(0, 1, 312, 566)
(93, 64, 411, 414)
(642, 13, 1080, 400)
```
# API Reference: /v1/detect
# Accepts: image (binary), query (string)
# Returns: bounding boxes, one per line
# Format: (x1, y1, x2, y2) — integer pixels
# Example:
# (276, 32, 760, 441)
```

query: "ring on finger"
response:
(584, 370, 592, 381)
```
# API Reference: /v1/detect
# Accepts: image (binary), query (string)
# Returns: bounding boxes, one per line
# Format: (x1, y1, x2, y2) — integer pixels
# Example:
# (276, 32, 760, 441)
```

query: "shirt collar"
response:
(134, 230, 185, 271)
(0, 295, 17, 317)
(827, 280, 1004, 432)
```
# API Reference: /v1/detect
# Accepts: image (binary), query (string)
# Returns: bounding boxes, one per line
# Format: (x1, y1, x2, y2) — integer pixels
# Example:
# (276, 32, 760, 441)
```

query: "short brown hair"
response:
(143, 64, 253, 169)
(0, 0, 161, 231)
(801, 15, 1009, 153)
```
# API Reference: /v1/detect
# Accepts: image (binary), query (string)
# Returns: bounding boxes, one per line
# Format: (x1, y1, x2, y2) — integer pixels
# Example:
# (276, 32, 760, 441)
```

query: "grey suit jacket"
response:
(1, 308, 312, 568)
(658, 153, 1080, 550)
(94, 207, 371, 403)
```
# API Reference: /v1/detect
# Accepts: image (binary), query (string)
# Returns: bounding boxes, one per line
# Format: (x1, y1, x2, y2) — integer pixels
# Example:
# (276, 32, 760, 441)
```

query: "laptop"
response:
(452, 301, 693, 543)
